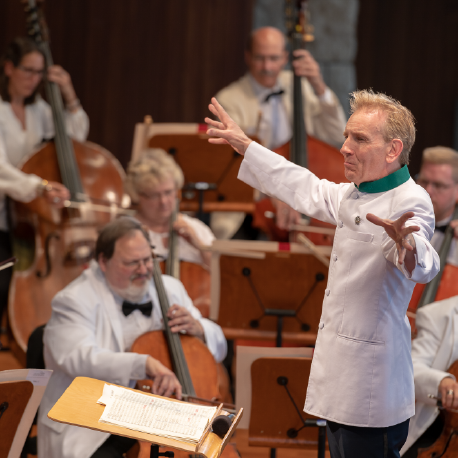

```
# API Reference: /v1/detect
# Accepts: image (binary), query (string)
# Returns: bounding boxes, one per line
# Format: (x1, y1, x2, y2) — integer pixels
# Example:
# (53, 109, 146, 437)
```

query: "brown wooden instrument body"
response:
(131, 331, 220, 401)
(8, 140, 125, 363)
(253, 135, 345, 242)
(417, 360, 458, 457)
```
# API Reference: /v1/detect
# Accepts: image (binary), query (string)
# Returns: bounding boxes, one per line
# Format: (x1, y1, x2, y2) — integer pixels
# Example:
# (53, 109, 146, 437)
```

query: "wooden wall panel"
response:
(0, 0, 254, 167)
(356, 0, 458, 175)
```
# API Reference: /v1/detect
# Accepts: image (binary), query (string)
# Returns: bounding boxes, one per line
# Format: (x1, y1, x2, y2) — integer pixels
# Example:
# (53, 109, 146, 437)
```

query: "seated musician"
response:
(211, 26, 347, 239)
(125, 148, 214, 269)
(0, 37, 87, 322)
(37, 217, 227, 458)
(400, 146, 458, 456)
(416, 146, 458, 263)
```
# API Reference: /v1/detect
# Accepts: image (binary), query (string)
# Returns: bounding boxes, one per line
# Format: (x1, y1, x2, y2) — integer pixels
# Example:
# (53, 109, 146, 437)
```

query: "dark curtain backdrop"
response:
(357, 0, 458, 176)
(0, 0, 254, 168)
(1, 1, 458, 175)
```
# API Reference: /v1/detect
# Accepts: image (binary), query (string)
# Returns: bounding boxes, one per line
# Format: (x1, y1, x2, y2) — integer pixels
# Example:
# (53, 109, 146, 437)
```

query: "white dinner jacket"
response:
(238, 142, 440, 427)
(215, 70, 346, 148)
(401, 297, 458, 454)
(37, 261, 226, 458)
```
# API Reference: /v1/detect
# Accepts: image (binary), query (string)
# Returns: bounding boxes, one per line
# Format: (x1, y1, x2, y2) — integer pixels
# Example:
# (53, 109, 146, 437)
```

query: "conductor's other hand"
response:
(272, 199, 301, 231)
(291, 49, 326, 96)
(145, 356, 182, 399)
(366, 211, 419, 268)
(206, 98, 252, 156)
(439, 377, 458, 410)
(44, 182, 70, 208)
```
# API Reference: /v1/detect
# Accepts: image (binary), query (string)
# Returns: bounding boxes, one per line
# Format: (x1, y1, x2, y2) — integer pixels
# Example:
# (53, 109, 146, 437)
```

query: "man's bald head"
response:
(246, 27, 287, 53)
(245, 27, 288, 88)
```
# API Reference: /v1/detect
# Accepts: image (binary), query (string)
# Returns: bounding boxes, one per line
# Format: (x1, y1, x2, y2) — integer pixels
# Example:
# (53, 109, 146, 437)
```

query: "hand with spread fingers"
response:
(47, 65, 79, 110)
(205, 97, 252, 156)
(366, 211, 420, 272)
(167, 304, 205, 341)
(439, 377, 458, 410)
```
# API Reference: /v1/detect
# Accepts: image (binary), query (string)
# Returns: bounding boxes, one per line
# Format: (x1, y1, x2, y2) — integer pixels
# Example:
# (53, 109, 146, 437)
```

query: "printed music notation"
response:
(97, 384, 216, 443)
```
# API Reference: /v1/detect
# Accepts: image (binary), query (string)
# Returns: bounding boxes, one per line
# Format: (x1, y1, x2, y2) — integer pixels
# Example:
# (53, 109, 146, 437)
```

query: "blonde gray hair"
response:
(422, 146, 458, 183)
(125, 149, 184, 203)
(349, 89, 416, 165)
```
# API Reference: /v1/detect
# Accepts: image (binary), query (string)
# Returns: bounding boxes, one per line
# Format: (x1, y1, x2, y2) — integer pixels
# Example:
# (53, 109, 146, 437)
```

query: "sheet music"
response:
(98, 384, 216, 443)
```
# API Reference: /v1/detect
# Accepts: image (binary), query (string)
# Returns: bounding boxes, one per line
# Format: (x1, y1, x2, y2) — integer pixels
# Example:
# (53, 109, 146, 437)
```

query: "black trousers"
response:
(327, 419, 410, 458)
(90, 435, 137, 458)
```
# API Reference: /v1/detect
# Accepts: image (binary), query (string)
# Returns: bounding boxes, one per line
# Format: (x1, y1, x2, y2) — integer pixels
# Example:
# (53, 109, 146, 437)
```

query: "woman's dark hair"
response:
(0, 37, 45, 105)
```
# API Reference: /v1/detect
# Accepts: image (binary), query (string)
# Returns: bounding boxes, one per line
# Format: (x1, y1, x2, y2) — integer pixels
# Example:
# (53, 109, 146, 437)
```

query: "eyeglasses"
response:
(417, 178, 456, 192)
(17, 65, 45, 77)
(123, 257, 153, 270)
(138, 189, 176, 201)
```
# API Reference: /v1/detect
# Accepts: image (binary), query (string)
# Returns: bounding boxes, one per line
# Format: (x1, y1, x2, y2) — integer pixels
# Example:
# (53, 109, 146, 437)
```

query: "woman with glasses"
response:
(0, 37, 89, 323)
(125, 149, 214, 269)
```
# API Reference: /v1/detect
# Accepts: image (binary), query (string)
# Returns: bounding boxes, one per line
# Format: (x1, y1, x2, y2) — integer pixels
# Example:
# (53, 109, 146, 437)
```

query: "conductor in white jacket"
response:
(205, 90, 440, 458)
(37, 217, 227, 458)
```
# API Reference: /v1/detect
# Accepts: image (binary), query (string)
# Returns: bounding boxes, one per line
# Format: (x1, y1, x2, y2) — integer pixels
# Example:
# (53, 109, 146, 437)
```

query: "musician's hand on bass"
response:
(145, 356, 182, 399)
(167, 304, 205, 341)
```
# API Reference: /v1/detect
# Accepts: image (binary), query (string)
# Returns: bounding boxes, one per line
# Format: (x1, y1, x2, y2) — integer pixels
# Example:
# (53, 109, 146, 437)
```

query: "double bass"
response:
(253, 0, 346, 243)
(8, 0, 128, 364)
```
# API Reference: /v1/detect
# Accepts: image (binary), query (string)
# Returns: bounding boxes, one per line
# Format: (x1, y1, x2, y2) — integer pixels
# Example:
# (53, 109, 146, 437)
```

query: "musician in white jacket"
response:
(37, 217, 227, 458)
(205, 90, 440, 457)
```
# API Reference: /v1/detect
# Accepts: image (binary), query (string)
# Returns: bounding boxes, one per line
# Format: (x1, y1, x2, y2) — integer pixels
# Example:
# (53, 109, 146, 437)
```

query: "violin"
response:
(252, 0, 346, 243)
(8, 0, 127, 363)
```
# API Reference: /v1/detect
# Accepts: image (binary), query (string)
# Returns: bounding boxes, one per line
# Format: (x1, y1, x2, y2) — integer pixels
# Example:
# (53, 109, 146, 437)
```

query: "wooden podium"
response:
(48, 377, 242, 458)
(131, 121, 254, 213)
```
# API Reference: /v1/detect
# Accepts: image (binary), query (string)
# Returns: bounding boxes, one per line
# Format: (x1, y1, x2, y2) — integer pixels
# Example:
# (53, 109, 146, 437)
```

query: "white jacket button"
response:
(325, 289, 330, 296)
(338, 221, 343, 228)
(319, 322, 324, 330)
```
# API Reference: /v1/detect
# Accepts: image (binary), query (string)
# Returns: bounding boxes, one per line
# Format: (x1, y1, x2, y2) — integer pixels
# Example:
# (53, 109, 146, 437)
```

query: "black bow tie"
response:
(435, 225, 448, 233)
(264, 89, 285, 103)
(122, 300, 153, 317)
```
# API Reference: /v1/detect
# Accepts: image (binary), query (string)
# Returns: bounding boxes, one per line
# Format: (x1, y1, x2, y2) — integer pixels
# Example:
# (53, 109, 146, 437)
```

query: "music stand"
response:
(48, 377, 243, 458)
(210, 240, 331, 346)
(249, 357, 327, 458)
(131, 121, 254, 214)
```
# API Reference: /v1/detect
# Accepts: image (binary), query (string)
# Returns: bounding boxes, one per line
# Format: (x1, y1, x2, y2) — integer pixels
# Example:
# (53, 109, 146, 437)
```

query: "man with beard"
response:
(37, 217, 227, 458)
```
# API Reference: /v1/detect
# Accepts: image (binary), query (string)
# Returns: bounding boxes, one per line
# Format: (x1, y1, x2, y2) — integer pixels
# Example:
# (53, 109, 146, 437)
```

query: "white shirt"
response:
(0, 96, 89, 230)
(148, 214, 215, 265)
(248, 74, 334, 150)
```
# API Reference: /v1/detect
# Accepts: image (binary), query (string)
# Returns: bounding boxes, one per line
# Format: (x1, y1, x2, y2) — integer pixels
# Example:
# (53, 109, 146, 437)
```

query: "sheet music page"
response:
(97, 384, 216, 443)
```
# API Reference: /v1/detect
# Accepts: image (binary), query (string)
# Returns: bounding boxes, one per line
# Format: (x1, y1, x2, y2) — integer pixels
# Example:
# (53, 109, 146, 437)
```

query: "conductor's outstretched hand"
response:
(205, 98, 252, 156)
(366, 211, 419, 267)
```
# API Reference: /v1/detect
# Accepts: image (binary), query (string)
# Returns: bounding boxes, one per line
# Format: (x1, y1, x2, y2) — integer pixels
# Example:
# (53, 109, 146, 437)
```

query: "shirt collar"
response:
(356, 165, 410, 193)
(247, 73, 282, 104)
